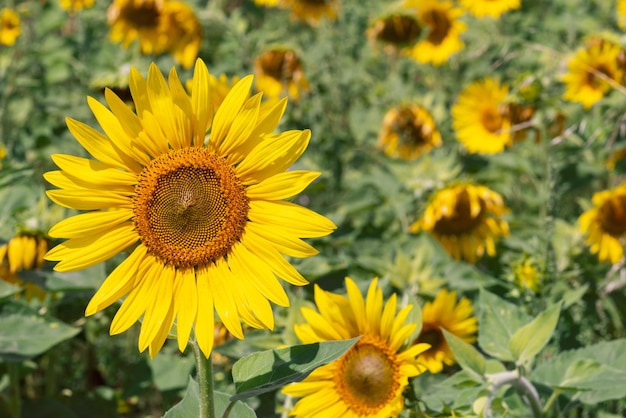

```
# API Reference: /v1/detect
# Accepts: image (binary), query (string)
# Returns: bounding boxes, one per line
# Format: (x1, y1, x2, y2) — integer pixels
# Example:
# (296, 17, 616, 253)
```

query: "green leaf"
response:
(149, 349, 195, 392)
(0, 280, 21, 300)
(231, 337, 359, 401)
(442, 329, 486, 382)
(0, 301, 80, 360)
(509, 302, 561, 365)
(163, 378, 256, 418)
(531, 338, 626, 404)
(478, 289, 532, 361)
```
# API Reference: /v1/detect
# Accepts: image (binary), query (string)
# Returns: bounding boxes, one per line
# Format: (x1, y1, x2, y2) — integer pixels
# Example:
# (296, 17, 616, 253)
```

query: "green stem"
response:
(542, 389, 561, 416)
(485, 371, 542, 418)
(8, 362, 21, 418)
(192, 341, 216, 418)
(222, 401, 235, 418)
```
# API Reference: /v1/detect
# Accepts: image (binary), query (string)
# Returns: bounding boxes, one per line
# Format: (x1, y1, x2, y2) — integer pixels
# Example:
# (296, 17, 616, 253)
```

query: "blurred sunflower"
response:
(0, 233, 49, 301)
(561, 39, 624, 109)
(0, 8, 20, 46)
(254, 48, 310, 101)
(107, 0, 201, 69)
(415, 289, 477, 373)
(282, 0, 339, 26)
(403, 0, 467, 66)
(410, 183, 510, 263)
(618, 0, 626, 30)
(458, 0, 520, 19)
(44, 59, 336, 358)
(367, 13, 422, 55)
(59, 0, 94, 12)
(512, 257, 541, 293)
(377, 103, 442, 160)
(452, 78, 512, 154)
(255, 0, 281, 5)
(282, 277, 430, 417)
(579, 184, 626, 264)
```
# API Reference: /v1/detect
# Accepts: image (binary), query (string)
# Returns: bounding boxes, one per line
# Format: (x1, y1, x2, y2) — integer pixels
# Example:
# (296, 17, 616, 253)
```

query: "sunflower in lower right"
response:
(282, 277, 430, 417)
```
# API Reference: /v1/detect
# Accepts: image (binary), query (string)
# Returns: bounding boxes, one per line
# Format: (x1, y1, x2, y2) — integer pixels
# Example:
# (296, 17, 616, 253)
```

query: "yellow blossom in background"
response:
(367, 13, 422, 55)
(513, 257, 541, 293)
(0, 8, 20, 46)
(282, 0, 339, 26)
(377, 103, 442, 160)
(283, 277, 430, 417)
(59, 0, 95, 12)
(254, 48, 310, 101)
(452, 78, 512, 154)
(107, 0, 201, 69)
(0, 234, 49, 302)
(254, 0, 281, 6)
(411, 183, 510, 263)
(579, 184, 626, 264)
(44, 59, 336, 358)
(459, 0, 520, 19)
(561, 39, 624, 109)
(403, 0, 467, 66)
(415, 289, 477, 373)
(618, 0, 626, 30)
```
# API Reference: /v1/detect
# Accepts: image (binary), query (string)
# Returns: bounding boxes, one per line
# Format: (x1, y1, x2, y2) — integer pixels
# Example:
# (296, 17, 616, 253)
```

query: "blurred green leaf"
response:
(0, 281, 21, 300)
(509, 303, 561, 365)
(442, 329, 486, 383)
(231, 337, 359, 401)
(149, 349, 195, 392)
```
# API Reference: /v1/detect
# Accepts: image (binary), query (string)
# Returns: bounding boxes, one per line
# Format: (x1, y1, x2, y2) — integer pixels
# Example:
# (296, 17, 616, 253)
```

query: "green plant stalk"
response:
(7, 362, 21, 418)
(193, 340, 216, 418)
(542, 389, 561, 416)
(484, 370, 542, 418)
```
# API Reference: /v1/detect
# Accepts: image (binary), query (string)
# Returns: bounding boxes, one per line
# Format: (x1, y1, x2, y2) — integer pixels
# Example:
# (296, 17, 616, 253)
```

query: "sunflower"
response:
(281, 0, 339, 26)
(512, 256, 541, 293)
(107, 0, 201, 69)
(377, 103, 442, 160)
(282, 277, 430, 417)
(458, 0, 520, 19)
(367, 13, 422, 55)
(59, 0, 94, 12)
(403, 0, 467, 66)
(255, 0, 281, 6)
(561, 39, 624, 109)
(0, 8, 20, 46)
(254, 48, 310, 101)
(579, 184, 626, 264)
(0, 233, 49, 302)
(452, 78, 513, 154)
(410, 183, 510, 263)
(415, 288, 477, 374)
(618, 0, 626, 30)
(44, 59, 336, 358)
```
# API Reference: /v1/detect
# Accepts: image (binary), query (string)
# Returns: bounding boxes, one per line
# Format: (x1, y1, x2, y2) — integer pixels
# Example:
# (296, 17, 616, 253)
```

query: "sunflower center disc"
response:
(338, 341, 398, 412)
(418, 328, 443, 354)
(133, 147, 249, 268)
(393, 107, 428, 146)
(433, 190, 484, 235)
(599, 195, 626, 236)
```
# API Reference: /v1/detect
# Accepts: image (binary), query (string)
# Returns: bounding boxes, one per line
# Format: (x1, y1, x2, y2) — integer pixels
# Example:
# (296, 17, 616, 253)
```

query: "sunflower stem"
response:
(193, 341, 216, 418)
(7, 362, 21, 418)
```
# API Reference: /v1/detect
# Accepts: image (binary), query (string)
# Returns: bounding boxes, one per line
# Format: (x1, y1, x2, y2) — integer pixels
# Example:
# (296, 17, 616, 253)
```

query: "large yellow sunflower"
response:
(410, 183, 510, 263)
(377, 103, 442, 160)
(458, 0, 520, 19)
(254, 48, 310, 101)
(44, 59, 336, 358)
(367, 13, 422, 55)
(452, 78, 512, 154)
(561, 39, 624, 109)
(579, 184, 626, 264)
(282, 277, 430, 417)
(281, 0, 339, 26)
(0, 8, 20, 46)
(403, 0, 467, 66)
(415, 288, 477, 373)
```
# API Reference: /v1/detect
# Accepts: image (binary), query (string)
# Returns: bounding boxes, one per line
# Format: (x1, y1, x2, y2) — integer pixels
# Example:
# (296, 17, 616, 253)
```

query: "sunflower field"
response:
(2, 0, 626, 417)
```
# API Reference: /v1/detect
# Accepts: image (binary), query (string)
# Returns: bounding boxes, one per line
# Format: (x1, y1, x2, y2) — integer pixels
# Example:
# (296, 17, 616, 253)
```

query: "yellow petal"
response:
(139, 263, 175, 351)
(195, 265, 215, 358)
(49, 208, 133, 239)
(248, 200, 336, 238)
(209, 75, 253, 151)
(46, 189, 132, 210)
(174, 267, 198, 352)
(246, 171, 320, 200)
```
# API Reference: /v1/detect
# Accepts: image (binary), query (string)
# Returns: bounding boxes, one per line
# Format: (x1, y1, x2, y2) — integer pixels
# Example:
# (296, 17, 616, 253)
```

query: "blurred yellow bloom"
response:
(59, 0, 94, 12)
(107, 0, 201, 68)
(282, 0, 339, 26)
(377, 103, 442, 160)
(254, 48, 310, 101)
(513, 257, 541, 293)
(411, 183, 510, 263)
(403, 0, 466, 65)
(255, 0, 281, 5)
(579, 184, 626, 264)
(459, 0, 520, 19)
(618, 0, 626, 30)
(561, 39, 624, 109)
(0, 8, 20, 46)
(283, 277, 429, 417)
(367, 13, 422, 55)
(0, 234, 49, 302)
(415, 289, 477, 373)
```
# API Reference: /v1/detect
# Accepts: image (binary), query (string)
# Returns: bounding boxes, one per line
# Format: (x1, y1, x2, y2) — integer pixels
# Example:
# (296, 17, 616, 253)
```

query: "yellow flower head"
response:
(561, 39, 624, 109)
(452, 78, 513, 154)
(255, 0, 281, 6)
(512, 257, 541, 293)
(0, 234, 49, 302)
(411, 183, 510, 263)
(0, 8, 20, 46)
(415, 288, 477, 373)
(254, 48, 310, 101)
(579, 184, 626, 264)
(59, 0, 95, 12)
(281, 0, 339, 26)
(377, 103, 442, 160)
(283, 277, 430, 417)
(403, 0, 467, 66)
(107, 0, 201, 68)
(618, 0, 626, 30)
(458, 0, 520, 19)
(44, 59, 336, 358)
(367, 13, 422, 55)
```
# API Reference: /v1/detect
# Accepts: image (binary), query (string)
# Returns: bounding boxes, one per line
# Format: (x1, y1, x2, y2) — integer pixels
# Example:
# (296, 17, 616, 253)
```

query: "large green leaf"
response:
(477, 289, 532, 361)
(0, 301, 80, 360)
(231, 337, 359, 401)
(149, 349, 195, 392)
(531, 338, 626, 404)
(0, 280, 20, 300)
(509, 302, 561, 365)
(442, 329, 485, 383)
